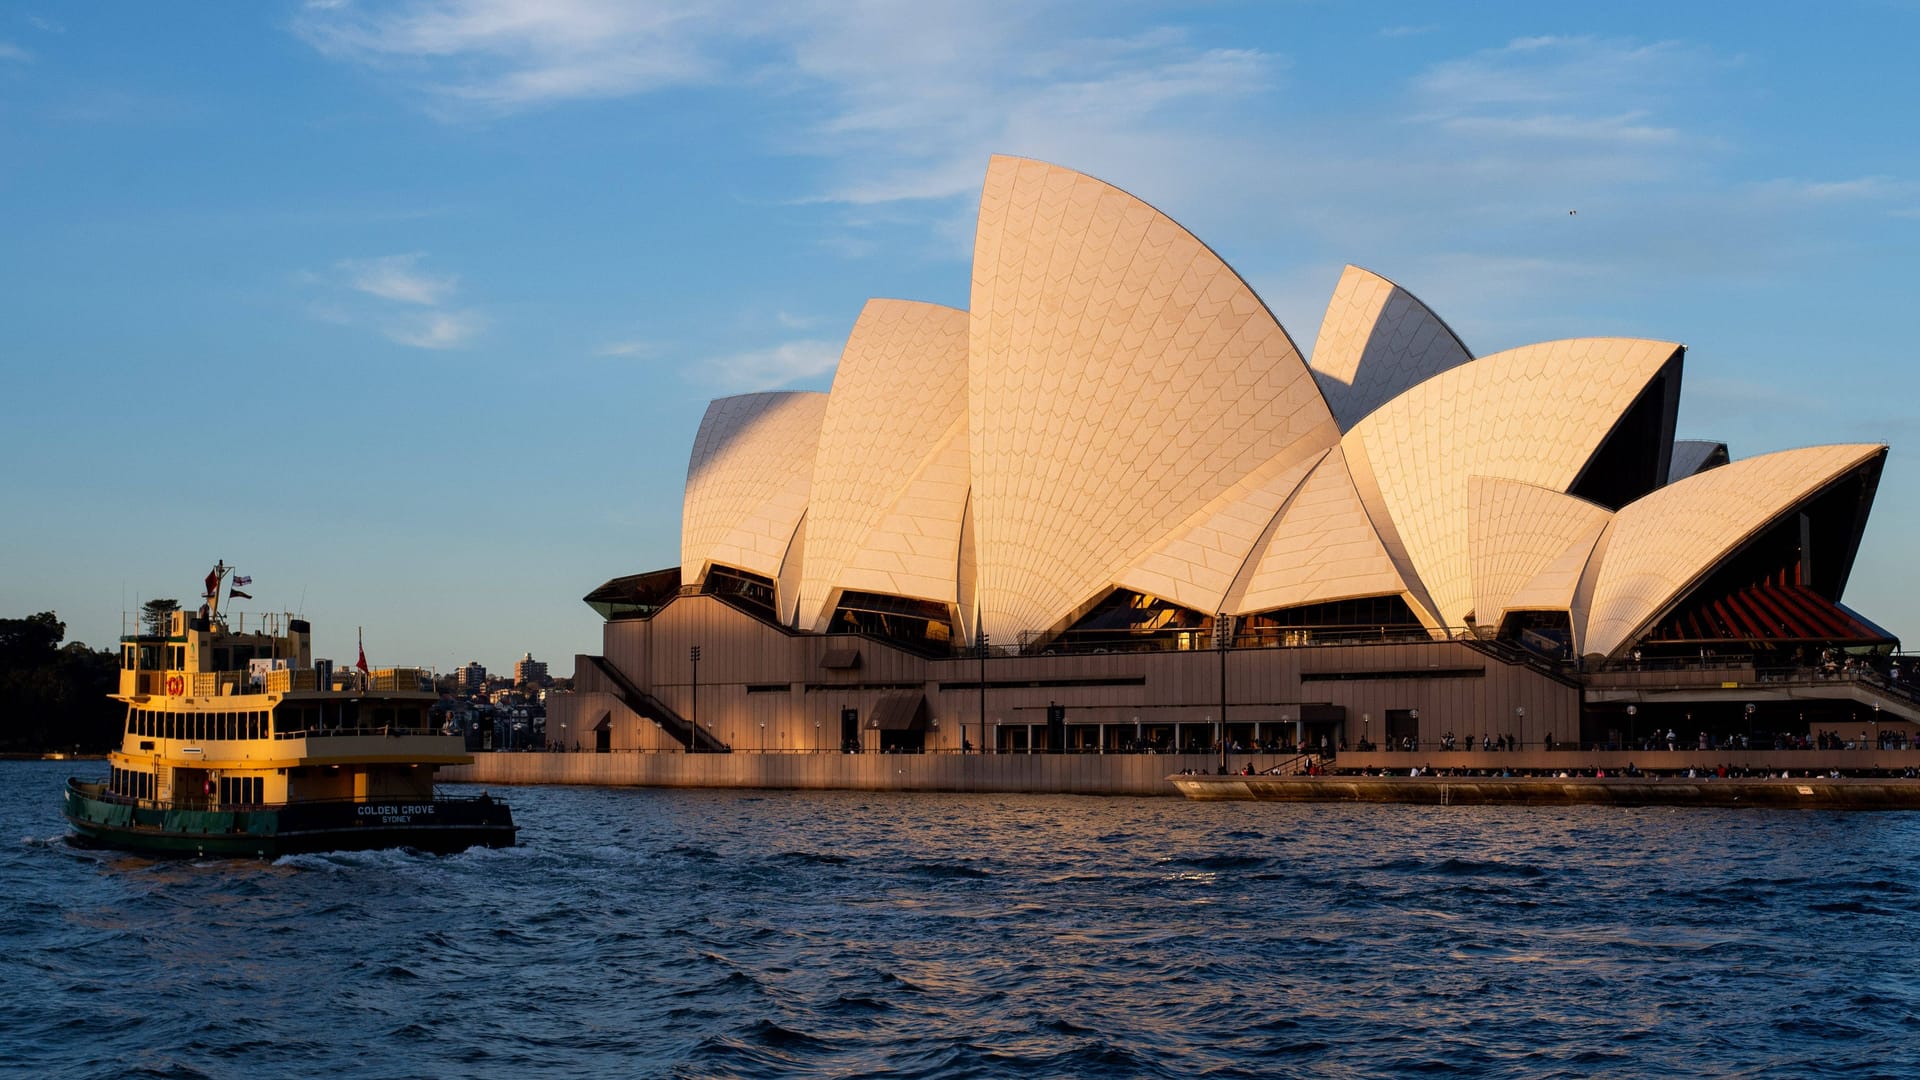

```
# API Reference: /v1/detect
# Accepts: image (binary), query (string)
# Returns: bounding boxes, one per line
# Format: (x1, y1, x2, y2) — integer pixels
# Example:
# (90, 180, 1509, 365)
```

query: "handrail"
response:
(69, 779, 504, 813)
(584, 655, 731, 753)
(272, 726, 459, 740)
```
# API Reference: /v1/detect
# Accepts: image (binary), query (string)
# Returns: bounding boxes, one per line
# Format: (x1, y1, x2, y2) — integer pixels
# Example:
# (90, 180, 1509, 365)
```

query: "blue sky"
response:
(3, 1, 1917, 673)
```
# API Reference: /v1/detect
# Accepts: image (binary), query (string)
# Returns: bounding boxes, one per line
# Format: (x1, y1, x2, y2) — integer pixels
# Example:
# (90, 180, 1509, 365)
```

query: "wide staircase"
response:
(583, 655, 731, 753)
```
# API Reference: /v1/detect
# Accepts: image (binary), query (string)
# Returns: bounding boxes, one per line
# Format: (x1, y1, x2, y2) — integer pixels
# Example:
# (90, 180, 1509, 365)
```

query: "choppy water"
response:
(7, 759, 1920, 1078)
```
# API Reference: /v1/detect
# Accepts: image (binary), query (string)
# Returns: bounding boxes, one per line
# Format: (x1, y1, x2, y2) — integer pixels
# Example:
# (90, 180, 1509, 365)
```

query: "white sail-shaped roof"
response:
(826, 416, 973, 622)
(796, 299, 970, 631)
(1506, 520, 1611, 648)
(1114, 449, 1325, 616)
(1580, 443, 1887, 659)
(1309, 265, 1473, 432)
(681, 391, 829, 585)
(1343, 337, 1682, 629)
(1235, 446, 1414, 614)
(1467, 477, 1612, 628)
(967, 155, 1339, 642)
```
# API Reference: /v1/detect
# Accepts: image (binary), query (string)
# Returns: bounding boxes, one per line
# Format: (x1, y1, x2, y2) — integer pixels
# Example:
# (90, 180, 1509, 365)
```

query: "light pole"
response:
(1515, 705, 1525, 750)
(1215, 611, 1231, 773)
(977, 632, 990, 755)
(1744, 703, 1756, 749)
(1626, 704, 1637, 750)
(815, 719, 822, 753)
(689, 644, 701, 754)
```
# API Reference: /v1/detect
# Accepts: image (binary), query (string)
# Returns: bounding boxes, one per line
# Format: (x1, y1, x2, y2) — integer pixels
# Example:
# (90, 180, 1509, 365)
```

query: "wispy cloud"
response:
(341, 252, 456, 305)
(25, 15, 63, 33)
(386, 309, 486, 349)
(293, 0, 729, 109)
(1746, 175, 1912, 203)
(1411, 36, 1706, 146)
(0, 40, 31, 62)
(305, 251, 483, 349)
(595, 339, 656, 358)
(701, 339, 840, 391)
(292, 2, 1276, 212)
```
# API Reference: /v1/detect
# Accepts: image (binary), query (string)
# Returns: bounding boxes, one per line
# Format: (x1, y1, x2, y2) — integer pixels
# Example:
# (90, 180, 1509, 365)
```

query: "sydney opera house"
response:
(558, 155, 1907, 759)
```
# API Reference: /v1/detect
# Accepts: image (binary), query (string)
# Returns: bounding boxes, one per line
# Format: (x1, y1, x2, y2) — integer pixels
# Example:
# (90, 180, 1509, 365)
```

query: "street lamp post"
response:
(689, 645, 701, 754)
(1515, 705, 1525, 750)
(1626, 704, 1637, 750)
(978, 632, 990, 755)
(1216, 611, 1231, 774)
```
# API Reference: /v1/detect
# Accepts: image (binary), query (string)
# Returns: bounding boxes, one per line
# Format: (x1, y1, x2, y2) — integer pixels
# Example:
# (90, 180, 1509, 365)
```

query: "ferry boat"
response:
(64, 562, 516, 857)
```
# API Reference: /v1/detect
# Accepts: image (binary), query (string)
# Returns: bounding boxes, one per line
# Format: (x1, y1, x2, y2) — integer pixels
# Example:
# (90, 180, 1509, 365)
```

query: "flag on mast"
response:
(229, 588, 252, 600)
(232, 574, 252, 587)
(356, 627, 370, 673)
(204, 567, 220, 598)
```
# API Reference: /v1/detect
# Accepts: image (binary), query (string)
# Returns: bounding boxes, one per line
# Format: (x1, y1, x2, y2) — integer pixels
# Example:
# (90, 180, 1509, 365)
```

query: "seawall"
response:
(442, 751, 1226, 796)
(1171, 774, 1920, 810)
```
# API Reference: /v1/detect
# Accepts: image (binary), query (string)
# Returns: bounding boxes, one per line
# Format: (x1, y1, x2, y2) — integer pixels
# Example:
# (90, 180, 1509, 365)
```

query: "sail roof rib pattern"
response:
(1467, 478, 1613, 629)
(1343, 338, 1684, 629)
(967, 154, 1339, 643)
(796, 299, 970, 632)
(681, 391, 830, 585)
(1114, 448, 1326, 617)
(1580, 444, 1888, 659)
(1309, 265, 1474, 432)
(663, 155, 1891, 667)
(829, 416, 973, 620)
(1235, 445, 1415, 615)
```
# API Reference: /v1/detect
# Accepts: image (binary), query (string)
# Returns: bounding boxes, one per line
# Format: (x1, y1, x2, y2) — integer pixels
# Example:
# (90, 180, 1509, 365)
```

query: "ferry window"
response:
(170, 645, 184, 669)
(373, 707, 396, 730)
(123, 647, 135, 670)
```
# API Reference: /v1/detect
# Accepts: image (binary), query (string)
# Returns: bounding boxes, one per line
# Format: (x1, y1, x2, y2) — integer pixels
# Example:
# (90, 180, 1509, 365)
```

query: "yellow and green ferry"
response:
(64, 563, 516, 857)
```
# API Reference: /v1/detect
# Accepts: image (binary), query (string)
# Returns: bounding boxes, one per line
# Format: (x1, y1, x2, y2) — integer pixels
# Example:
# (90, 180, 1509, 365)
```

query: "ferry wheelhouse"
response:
(64, 563, 515, 856)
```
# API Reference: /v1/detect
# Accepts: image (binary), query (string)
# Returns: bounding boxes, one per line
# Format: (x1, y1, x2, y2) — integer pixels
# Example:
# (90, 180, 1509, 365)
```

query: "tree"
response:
(142, 598, 180, 637)
(0, 612, 120, 752)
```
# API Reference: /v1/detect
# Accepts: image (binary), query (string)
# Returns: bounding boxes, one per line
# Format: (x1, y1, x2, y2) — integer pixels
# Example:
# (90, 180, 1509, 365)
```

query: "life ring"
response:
(165, 675, 184, 696)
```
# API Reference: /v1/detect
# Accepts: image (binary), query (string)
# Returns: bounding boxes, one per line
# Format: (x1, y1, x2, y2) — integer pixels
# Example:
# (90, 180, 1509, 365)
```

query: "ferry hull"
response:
(63, 780, 516, 858)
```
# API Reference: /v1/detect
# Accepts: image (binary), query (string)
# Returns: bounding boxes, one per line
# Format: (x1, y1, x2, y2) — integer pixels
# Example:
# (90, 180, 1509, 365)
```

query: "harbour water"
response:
(7, 759, 1919, 1078)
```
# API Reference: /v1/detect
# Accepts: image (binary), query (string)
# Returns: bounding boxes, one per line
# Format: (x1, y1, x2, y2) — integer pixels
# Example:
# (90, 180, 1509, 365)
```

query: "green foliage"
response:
(141, 598, 180, 638)
(0, 612, 121, 753)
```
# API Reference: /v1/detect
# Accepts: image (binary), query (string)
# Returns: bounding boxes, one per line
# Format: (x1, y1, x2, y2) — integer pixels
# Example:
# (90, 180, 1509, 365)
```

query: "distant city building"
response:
(514, 651, 548, 686)
(455, 661, 487, 695)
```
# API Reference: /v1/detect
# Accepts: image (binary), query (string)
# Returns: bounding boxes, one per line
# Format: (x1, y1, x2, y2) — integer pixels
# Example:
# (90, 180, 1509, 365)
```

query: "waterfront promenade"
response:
(443, 747, 1920, 798)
